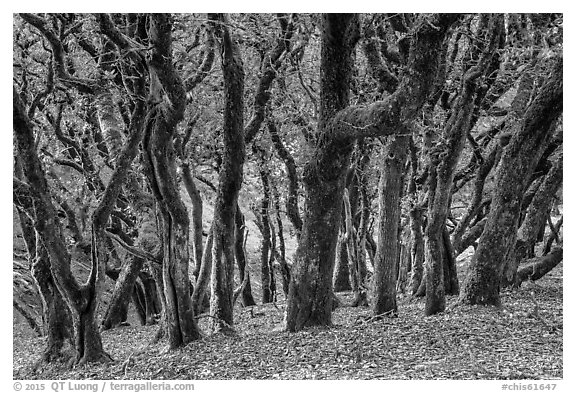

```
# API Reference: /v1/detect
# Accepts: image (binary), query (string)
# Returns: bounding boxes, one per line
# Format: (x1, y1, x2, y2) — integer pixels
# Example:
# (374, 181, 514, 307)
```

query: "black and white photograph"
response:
(11, 7, 565, 387)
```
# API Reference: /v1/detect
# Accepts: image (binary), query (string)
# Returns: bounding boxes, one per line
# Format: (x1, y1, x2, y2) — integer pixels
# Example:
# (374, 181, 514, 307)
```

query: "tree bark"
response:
(460, 57, 563, 306)
(14, 162, 73, 359)
(258, 158, 275, 304)
(143, 14, 201, 347)
(208, 13, 245, 332)
(515, 247, 562, 286)
(502, 153, 563, 287)
(14, 87, 118, 364)
(285, 14, 460, 332)
(182, 163, 204, 279)
(343, 188, 367, 307)
(396, 215, 412, 294)
(452, 143, 501, 254)
(234, 208, 257, 306)
(192, 228, 213, 315)
(333, 235, 352, 292)
(268, 119, 302, 236)
(408, 209, 425, 296)
(543, 215, 563, 255)
(32, 244, 73, 359)
(272, 187, 291, 296)
(372, 133, 410, 316)
(424, 14, 504, 316)
(101, 256, 144, 330)
(285, 14, 360, 331)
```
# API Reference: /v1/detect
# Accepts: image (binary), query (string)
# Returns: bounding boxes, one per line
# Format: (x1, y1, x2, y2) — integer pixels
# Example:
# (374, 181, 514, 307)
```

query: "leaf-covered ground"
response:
(13, 264, 562, 380)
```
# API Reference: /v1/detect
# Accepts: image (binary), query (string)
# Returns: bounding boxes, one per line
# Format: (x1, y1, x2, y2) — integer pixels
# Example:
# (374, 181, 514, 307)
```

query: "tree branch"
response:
(105, 230, 162, 265)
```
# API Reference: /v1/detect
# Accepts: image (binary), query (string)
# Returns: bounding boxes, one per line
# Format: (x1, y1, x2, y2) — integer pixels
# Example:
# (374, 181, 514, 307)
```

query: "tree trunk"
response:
(14, 87, 117, 364)
(285, 15, 360, 330)
(460, 58, 563, 306)
(442, 227, 459, 295)
(285, 14, 460, 332)
(132, 281, 147, 325)
(425, 15, 504, 315)
(143, 14, 201, 347)
(182, 163, 204, 279)
(333, 233, 352, 292)
(32, 245, 73, 361)
(372, 133, 410, 317)
(101, 256, 144, 330)
(396, 222, 412, 294)
(543, 215, 563, 255)
(343, 188, 367, 307)
(234, 208, 257, 306)
(95, 91, 124, 163)
(408, 204, 425, 296)
(272, 187, 291, 296)
(502, 153, 563, 287)
(452, 143, 501, 254)
(208, 13, 245, 332)
(258, 162, 274, 304)
(192, 228, 213, 315)
(14, 170, 73, 359)
(268, 120, 302, 236)
(140, 271, 162, 324)
(515, 247, 562, 286)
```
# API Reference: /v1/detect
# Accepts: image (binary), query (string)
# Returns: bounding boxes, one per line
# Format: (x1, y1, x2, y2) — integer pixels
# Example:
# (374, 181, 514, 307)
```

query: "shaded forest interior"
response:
(13, 13, 562, 378)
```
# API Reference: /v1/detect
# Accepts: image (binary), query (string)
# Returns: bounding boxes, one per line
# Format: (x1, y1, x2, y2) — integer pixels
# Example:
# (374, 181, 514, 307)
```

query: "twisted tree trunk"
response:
(460, 58, 563, 306)
(143, 14, 200, 347)
(502, 153, 562, 287)
(208, 13, 245, 332)
(286, 14, 460, 331)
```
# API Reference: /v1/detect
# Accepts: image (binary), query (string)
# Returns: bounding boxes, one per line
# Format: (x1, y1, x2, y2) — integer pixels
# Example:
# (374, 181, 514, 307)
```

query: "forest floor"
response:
(13, 263, 562, 380)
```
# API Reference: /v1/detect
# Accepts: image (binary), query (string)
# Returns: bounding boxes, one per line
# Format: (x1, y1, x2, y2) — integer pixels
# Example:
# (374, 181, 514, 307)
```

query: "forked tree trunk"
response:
(143, 14, 201, 347)
(285, 14, 360, 331)
(14, 88, 120, 364)
(285, 14, 460, 332)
